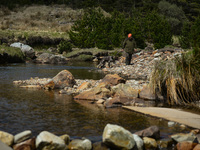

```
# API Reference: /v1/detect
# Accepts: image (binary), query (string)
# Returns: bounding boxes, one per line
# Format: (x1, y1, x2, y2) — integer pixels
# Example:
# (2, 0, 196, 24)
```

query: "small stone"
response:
(143, 137, 157, 149)
(168, 121, 176, 127)
(68, 139, 92, 150)
(133, 134, 143, 150)
(13, 138, 36, 150)
(176, 141, 197, 150)
(60, 134, 70, 145)
(96, 99, 105, 104)
(14, 130, 32, 144)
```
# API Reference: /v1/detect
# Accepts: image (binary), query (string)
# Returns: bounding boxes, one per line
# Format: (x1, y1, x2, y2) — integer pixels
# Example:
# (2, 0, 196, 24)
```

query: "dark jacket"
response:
(123, 37, 137, 54)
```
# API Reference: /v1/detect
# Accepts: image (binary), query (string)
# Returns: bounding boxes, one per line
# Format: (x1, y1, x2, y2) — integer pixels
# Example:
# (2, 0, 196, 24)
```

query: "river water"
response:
(0, 62, 191, 142)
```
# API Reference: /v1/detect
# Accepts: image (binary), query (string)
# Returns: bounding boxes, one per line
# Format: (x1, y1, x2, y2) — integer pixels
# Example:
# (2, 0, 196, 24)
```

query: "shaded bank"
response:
(0, 45, 25, 63)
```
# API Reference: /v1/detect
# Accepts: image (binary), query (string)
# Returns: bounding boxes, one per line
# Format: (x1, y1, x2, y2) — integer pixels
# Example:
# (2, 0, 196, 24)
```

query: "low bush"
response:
(57, 41, 72, 54)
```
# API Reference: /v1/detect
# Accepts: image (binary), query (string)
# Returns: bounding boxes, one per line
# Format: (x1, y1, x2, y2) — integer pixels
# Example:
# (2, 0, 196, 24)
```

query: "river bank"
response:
(0, 122, 199, 150)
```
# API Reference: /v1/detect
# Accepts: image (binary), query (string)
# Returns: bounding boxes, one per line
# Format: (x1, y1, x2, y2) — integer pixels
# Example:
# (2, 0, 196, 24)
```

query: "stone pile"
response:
(0, 124, 199, 150)
(13, 70, 158, 107)
(102, 48, 183, 80)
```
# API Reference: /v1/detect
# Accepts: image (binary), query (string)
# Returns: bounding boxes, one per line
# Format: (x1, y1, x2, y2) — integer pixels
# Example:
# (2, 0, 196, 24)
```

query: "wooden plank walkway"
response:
(123, 106, 200, 129)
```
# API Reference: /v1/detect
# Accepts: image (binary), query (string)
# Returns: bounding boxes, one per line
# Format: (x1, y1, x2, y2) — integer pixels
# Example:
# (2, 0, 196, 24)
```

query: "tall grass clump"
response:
(150, 48, 200, 105)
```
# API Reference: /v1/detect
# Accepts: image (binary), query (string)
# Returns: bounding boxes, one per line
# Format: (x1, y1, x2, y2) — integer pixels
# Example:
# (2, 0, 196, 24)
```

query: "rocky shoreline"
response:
(0, 123, 200, 150)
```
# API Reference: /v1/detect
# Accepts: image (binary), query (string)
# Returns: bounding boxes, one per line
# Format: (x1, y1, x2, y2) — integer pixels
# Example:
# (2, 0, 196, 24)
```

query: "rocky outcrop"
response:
(34, 53, 68, 64)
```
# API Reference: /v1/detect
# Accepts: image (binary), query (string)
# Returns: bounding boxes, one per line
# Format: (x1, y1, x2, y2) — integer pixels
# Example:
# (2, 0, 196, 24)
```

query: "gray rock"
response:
(171, 133, 197, 143)
(168, 121, 176, 127)
(0, 131, 14, 146)
(68, 139, 92, 150)
(10, 42, 35, 59)
(14, 130, 32, 144)
(102, 124, 135, 149)
(0, 140, 13, 150)
(35, 53, 67, 64)
(134, 125, 160, 140)
(133, 134, 143, 150)
(36, 131, 66, 150)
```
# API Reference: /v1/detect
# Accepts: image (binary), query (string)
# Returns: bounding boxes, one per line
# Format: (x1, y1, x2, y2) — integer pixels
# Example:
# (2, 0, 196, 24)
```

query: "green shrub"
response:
(57, 41, 72, 54)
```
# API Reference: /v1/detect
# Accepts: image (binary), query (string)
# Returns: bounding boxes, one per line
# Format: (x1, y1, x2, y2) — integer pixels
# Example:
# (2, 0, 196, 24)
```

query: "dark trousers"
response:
(126, 53, 132, 65)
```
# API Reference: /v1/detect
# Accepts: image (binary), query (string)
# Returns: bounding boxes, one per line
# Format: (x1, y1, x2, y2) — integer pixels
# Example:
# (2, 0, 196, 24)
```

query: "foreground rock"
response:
(102, 124, 135, 149)
(68, 139, 92, 150)
(36, 131, 66, 150)
(0, 123, 199, 150)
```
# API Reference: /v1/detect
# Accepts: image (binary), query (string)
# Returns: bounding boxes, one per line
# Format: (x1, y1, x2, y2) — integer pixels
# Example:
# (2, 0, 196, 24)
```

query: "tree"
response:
(158, 0, 187, 35)
(144, 11, 172, 49)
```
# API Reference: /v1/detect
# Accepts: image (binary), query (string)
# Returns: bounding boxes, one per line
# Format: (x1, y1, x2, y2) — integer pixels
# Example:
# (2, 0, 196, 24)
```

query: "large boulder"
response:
(101, 74, 126, 86)
(36, 131, 66, 150)
(10, 42, 35, 59)
(34, 53, 68, 64)
(44, 70, 76, 89)
(102, 124, 135, 149)
(112, 83, 138, 98)
(74, 83, 114, 100)
(134, 126, 160, 140)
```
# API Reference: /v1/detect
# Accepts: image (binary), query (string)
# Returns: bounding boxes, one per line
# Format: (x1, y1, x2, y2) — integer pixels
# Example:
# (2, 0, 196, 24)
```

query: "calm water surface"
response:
(0, 62, 190, 142)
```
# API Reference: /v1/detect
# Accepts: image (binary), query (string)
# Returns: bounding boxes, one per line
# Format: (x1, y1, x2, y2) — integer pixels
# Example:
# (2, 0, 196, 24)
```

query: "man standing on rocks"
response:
(122, 33, 137, 65)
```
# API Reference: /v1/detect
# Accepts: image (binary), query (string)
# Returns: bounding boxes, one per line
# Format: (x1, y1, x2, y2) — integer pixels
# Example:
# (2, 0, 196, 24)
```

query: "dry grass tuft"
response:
(150, 49, 200, 105)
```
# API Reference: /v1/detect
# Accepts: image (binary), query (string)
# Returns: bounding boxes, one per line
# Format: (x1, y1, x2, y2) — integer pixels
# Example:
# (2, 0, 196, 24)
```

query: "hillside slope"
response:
(0, 5, 83, 32)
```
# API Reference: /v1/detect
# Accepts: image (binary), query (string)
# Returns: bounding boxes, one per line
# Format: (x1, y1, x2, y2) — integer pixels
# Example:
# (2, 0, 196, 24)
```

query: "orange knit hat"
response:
(128, 33, 132, 38)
